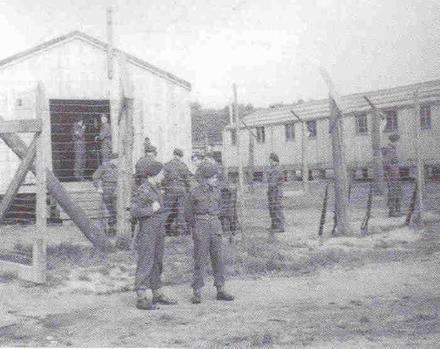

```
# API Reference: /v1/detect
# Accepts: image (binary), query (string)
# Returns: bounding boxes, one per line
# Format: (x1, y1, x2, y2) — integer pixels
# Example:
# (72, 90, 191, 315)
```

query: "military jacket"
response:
(98, 122, 111, 141)
(72, 122, 86, 142)
(381, 143, 400, 181)
(266, 164, 284, 190)
(130, 181, 163, 219)
(186, 184, 221, 224)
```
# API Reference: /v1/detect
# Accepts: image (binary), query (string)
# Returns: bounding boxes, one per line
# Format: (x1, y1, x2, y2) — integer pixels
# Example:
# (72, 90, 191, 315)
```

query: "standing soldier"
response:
(95, 113, 112, 164)
(185, 162, 234, 304)
(131, 157, 177, 310)
(72, 118, 86, 180)
(92, 153, 119, 236)
(162, 148, 192, 236)
(266, 152, 285, 232)
(218, 169, 239, 240)
(382, 133, 403, 217)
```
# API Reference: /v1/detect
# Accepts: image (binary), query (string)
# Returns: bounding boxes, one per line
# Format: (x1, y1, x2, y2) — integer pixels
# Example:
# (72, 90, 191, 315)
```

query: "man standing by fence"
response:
(266, 152, 285, 232)
(382, 133, 403, 217)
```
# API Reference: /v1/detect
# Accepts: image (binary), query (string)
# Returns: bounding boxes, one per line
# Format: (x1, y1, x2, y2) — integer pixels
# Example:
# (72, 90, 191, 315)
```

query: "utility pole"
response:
(364, 96, 386, 195)
(413, 90, 424, 225)
(106, 7, 113, 80)
(233, 84, 244, 240)
(320, 68, 351, 235)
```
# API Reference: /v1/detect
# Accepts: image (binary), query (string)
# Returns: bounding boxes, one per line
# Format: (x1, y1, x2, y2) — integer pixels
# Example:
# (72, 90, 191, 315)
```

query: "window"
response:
(306, 120, 317, 138)
(230, 129, 237, 145)
(256, 126, 265, 143)
(420, 105, 431, 130)
(285, 123, 295, 141)
(355, 113, 368, 135)
(384, 110, 398, 132)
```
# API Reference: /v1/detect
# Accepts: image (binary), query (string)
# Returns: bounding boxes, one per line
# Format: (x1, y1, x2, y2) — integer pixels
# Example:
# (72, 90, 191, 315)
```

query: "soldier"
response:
(72, 118, 86, 180)
(382, 133, 403, 217)
(218, 170, 239, 240)
(95, 113, 112, 164)
(162, 148, 192, 236)
(266, 152, 285, 232)
(130, 157, 177, 310)
(185, 162, 234, 304)
(92, 153, 118, 236)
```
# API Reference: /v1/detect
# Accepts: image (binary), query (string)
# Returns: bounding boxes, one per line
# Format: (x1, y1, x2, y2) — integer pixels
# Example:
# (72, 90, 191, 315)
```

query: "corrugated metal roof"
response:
(241, 78, 440, 126)
(0, 31, 191, 90)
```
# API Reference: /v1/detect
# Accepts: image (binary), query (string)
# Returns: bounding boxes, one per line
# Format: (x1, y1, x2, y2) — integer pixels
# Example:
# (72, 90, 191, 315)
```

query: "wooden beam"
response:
(0, 119, 41, 133)
(0, 133, 38, 222)
(320, 68, 351, 235)
(0, 115, 113, 250)
(364, 96, 386, 195)
(107, 7, 114, 80)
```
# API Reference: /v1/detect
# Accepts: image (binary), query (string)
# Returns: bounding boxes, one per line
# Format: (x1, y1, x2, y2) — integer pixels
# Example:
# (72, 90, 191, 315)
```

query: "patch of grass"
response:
(77, 273, 91, 282)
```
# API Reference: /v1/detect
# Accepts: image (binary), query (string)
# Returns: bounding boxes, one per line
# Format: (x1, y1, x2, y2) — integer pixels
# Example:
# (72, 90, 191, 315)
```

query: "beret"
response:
(388, 133, 400, 142)
(197, 162, 219, 179)
(269, 152, 279, 163)
(135, 158, 163, 177)
(173, 148, 184, 157)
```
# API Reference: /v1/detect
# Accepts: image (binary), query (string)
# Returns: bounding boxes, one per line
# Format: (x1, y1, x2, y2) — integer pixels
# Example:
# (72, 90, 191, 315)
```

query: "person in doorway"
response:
(130, 157, 177, 310)
(95, 113, 112, 164)
(382, 133, 403, 217)
(185, 162, 234, 304)
(162, 148, 192, 236)
(266, 152, 285, 232)
(92, 153, 118, 236)
(72, 118, 86, 180)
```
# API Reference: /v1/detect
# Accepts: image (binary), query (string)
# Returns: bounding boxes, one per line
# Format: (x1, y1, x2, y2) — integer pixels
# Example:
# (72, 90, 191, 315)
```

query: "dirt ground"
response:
(1, 181, 440, 347)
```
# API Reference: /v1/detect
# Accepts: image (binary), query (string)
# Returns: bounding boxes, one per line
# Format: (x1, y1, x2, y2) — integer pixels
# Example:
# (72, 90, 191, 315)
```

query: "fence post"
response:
(412, 90, 424, 225)
(33, 82, 48, 283)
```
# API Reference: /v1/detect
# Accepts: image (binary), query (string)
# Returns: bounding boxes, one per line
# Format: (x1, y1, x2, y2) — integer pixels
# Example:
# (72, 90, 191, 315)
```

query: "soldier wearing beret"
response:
(185, 162, 234, 304)
(382, 133, 403, 217)
(130, 158, 177, 310)
(162, 148, 192, 236)
(92, 152, 119, 236)
(266, 152, 285, 232)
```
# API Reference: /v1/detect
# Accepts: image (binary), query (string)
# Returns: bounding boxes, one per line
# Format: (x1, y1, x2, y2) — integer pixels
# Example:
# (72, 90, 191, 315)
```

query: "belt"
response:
(195, 213, 217, 217)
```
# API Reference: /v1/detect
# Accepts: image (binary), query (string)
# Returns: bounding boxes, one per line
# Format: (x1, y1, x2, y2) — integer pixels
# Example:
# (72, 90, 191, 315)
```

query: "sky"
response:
(1, 0, 440, 108)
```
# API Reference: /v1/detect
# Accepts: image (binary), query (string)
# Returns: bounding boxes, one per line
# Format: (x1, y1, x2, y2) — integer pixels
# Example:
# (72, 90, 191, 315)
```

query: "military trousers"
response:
(102, 192, 117, 235)
(387, 181, 402, 215)
(134, 213, 165, 291)
(73, 141, 86, 180)
(267, 188, 285, 230)
(192, 215, 225, 290)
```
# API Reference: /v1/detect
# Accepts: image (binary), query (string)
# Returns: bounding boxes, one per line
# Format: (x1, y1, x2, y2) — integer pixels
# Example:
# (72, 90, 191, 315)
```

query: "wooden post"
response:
(364, 96, 385, 195)
(413, 90, 424, 225)
(107, 7, 114, 80)
(33, 82, 48, 283)
(320, 68, 351, 235)
(233, 83, 244, 240)
(290, 110, 309, 193)
(248, 134, 255, 192)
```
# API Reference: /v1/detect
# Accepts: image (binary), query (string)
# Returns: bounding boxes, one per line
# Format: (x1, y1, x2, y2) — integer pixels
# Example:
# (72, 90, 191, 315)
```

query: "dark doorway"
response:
(50, 100, 110, 182)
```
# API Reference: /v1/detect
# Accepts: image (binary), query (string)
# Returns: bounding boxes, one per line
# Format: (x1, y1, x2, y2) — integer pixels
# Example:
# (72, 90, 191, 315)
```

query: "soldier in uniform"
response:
(218, 169, 239, 240)
(162, 148, 192, 236)
(185, 162, 234, 304)
(266, 152, 285, 232)
(130, 157, 177, 310)
(95, 113, 112, 164)
(92, 153, 119, 236)
(382, 133, 403, 217)
(72, 118, 86, 180)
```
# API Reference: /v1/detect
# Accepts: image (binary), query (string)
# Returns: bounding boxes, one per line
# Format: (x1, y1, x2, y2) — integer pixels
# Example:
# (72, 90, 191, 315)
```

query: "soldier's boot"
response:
(216, 286, 234, 301)
(135, 290, 156, 310)
(152, 289, 177, 305)
(191, 288, 202, 304)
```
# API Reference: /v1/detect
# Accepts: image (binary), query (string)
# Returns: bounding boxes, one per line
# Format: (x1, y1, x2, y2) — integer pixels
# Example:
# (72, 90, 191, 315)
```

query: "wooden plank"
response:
(0, 261, 33, 281)
(0, 119, 42, 133)
(412, 90, 424, 225)
(320, 68, 351, 235)
(0, 133, 38, 222)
